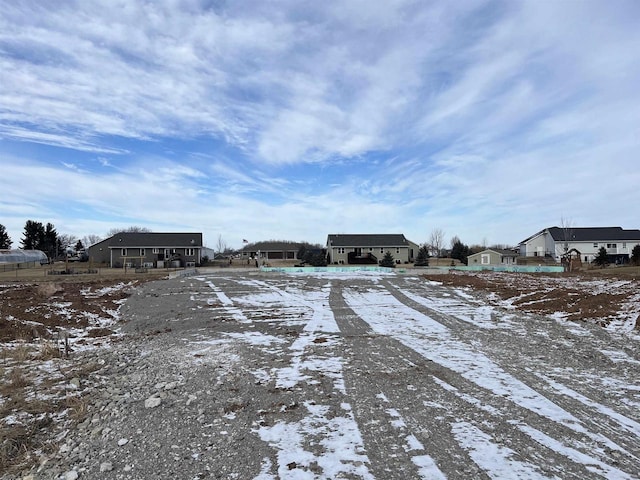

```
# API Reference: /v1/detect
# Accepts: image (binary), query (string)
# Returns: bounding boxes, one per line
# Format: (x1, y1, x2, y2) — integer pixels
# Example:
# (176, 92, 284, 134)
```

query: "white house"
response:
(519, 226, 640, 264)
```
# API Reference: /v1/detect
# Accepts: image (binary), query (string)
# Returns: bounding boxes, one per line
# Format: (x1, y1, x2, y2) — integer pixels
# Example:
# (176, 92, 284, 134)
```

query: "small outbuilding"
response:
(467, 248, 518, 267)
(0, 249, 49, 270)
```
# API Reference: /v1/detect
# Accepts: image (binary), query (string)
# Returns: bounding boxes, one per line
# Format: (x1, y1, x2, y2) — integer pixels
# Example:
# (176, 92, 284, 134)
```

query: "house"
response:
(87, 232, 203, 268)
(467, 248, 518, 267)
(519, 226, 640, 264)
(239, 241, 304, 261)
(326, 234, 419, 265)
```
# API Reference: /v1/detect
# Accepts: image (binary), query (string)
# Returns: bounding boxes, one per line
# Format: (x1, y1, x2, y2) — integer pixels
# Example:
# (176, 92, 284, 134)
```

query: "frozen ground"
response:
(2, 270, 639, 479)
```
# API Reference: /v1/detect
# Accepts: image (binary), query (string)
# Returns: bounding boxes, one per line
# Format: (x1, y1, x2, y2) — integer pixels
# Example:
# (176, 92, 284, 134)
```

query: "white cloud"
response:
(1, 1, 639, 249)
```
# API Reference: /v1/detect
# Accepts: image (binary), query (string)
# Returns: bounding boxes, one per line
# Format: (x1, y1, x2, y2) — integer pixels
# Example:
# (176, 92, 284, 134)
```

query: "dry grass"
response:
(0, 350, 102, 474)
(36, 340, 61, 361)
(425, 271, 640, 327)
(8, 367, 31, 389)
(65, 395, 89, 422)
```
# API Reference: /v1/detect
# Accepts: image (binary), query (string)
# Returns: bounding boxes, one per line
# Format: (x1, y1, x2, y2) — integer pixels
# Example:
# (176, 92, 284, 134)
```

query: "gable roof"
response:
(99, 232, 203, 248)
(546, 227, 640, 242)
(327, 234, 410, 247)
(240, 241, 304, 252)
(469, 248, 518, 258)
(520, 226, 640, 244)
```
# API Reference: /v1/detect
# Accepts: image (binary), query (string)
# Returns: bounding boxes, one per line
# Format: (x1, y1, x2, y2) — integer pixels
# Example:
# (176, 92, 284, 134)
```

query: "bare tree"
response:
(559, 216, 574, 254)
(106, 226, 151, 237)
(58, 233, 78, 249)
(559, 216, 576, 270)
(428, 228, 445, 258)
(216, 234, 228, 257)
(82, 234, 102, 247)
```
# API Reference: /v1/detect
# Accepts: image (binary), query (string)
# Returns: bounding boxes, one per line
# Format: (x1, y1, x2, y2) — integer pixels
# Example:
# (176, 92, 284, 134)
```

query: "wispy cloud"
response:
(1, 1, 639, 248)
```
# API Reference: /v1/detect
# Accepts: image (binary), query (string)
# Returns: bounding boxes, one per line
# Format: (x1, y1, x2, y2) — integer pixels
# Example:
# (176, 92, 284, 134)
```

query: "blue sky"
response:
(2, 0, 639, 250)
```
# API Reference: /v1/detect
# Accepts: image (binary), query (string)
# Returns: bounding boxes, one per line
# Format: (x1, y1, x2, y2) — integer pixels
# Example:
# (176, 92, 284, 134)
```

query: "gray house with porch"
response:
(326, 234, 419, 265)
(88, 232, 203, 268)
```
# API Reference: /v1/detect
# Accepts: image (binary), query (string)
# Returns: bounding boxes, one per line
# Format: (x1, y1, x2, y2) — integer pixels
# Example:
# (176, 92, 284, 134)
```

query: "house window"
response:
(380, 248, 384, 254)
(369, 248, 373, 251)
(607, 243, 617, 249)
(622, 243, 627, 248)
(396, 248, 400, 254)
(593, 243, 598, 248)
(152, 248, 160, 254)
(481, 254, 490, 265)
(139, 248, 145, 256)
(121, 248, 127, 257)
(338, 247, 345, 254)
(186, 248, 194, 256)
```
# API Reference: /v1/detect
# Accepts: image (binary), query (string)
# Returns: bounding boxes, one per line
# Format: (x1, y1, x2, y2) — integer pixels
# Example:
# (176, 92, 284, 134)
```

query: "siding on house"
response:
(239, 242, 304, 260)
(519, 227, 640, 263)
(326, 234, 417, 265)
(87, 232, 203, 267)
(467, 249, 518, 266)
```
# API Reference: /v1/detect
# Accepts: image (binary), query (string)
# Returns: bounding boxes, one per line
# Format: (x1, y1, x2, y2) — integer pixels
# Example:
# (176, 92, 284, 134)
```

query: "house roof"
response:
(99, 232, 203, 248)
(326, 234, 410, 247)
(240, 241, 304, 252)
(544, 227, 640, 242)
(520, 227, 640, 245)
(469, 248, 518, 258)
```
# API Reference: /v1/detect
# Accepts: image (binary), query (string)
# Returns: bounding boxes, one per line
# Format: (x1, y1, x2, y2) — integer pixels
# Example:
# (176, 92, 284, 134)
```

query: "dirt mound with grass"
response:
(0, 278, 140, 474)
(423, 271, 640, 329)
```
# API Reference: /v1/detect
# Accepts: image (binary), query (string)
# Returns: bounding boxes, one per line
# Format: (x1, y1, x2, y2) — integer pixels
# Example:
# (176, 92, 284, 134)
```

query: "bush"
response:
(379, 251, 396, 268)
(593, 247, 608, 268)
(414, 245, 430, 267)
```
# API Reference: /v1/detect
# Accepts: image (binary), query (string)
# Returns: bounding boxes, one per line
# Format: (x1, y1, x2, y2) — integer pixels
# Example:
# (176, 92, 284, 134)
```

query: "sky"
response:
(1, 0, 639, 250)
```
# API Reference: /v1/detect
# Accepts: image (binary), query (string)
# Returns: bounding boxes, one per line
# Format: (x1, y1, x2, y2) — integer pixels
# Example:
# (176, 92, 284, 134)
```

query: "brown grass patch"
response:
(86, 327, 115, 338)
(65, 395, 89, 422)
(8, 367, 31, 389)
(424, 271, 638, 326)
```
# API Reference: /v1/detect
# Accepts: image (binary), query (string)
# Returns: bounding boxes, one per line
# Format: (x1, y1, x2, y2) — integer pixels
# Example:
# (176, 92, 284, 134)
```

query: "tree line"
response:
(0, 221, 151, 260)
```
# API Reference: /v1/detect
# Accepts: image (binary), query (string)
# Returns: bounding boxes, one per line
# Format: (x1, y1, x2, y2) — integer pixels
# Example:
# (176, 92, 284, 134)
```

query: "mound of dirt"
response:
(423, 271, 640, 328)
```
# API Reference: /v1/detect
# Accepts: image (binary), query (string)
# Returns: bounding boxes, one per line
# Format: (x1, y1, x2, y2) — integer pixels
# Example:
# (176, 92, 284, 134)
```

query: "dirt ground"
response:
(423, 269, 640, 329)
(1, 266, 639, 476)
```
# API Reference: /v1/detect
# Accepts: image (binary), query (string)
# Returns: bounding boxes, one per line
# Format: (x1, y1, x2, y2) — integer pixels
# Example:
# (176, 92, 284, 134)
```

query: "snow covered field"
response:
(2, 270, 639, 478)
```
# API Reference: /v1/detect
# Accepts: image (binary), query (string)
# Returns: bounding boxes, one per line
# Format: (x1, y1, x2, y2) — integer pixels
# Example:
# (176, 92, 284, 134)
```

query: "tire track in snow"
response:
(375, 278, 640, 478)
(385, 277, 640, 463)
(330, 281, 486, 479)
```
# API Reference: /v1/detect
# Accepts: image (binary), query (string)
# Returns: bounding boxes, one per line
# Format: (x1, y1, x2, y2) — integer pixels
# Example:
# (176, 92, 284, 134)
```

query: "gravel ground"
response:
(8, 270, 639, 479)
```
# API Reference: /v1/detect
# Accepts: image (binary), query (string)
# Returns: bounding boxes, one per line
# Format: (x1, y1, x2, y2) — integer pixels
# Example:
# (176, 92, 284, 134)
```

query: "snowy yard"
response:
(2, 270, 639, 478)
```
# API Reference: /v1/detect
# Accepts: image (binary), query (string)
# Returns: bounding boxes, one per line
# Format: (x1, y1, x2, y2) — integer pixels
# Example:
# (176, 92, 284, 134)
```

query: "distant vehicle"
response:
(67, 250, 89, 262)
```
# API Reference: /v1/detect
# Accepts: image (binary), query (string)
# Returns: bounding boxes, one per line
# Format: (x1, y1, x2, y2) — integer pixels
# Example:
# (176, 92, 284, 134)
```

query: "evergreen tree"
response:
(21, 220, 45, 250)
(297, 244, 308, 260)
(43, 223, 59, 259)
(0, 224, 11, 249)
(631, 244, 640, 266)
(307, 251, 327, 267)
(593, 246, 608, 268)
(450, 238, 470, 265)
(379, 251, 396, 268)
(414, 244, 430, 267)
